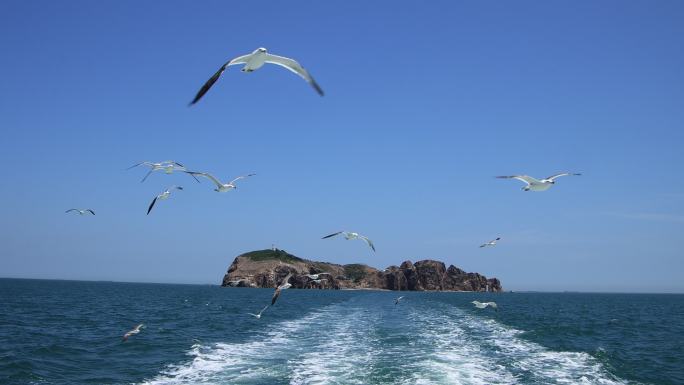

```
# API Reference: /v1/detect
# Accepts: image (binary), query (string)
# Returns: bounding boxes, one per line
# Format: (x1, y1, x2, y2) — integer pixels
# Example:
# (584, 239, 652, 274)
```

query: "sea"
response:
(1, 279, 683, 385)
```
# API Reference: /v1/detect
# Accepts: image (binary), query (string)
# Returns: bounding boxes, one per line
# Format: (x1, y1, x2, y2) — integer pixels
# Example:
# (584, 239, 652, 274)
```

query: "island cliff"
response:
(221, 249, 502, 292)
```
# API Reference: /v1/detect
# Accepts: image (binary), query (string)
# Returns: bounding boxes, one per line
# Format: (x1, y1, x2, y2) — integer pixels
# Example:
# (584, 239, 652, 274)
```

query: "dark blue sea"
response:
(1, 279, 683, 385)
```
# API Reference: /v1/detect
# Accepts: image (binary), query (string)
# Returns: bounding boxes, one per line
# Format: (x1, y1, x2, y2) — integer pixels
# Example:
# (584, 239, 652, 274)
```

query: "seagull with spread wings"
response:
(147, 186, 183, 215)
(248, 305, 269, 319)
(496, 173, 581, 191)
(122, 323, 144, 341)
(480, 237, 501, 248)
(189, 47, 324, 105)
(271, 273, 292, 306)
(395, 296, 405, 305)
(322, 231, 375, 252)
(65, 209, 95, 216)
(472, 301, 498, 311)
(185, 172, 255, 193)
(127, 160, 199, 183)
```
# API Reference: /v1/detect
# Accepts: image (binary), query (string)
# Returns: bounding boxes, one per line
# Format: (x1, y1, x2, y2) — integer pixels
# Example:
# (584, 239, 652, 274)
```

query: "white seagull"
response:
(271, 273, 293, 306)
(186, 172, 255, 192)
(65, 209, 95, 216)
(189, 47, 324, 105)
(322, 231, 375, 252)
(127, 161, 199, 183)
(496, 173, 581, 191)
(395, 296, 405, 305)
(305, 273, 330, 280)
(147, 186, 183, 215)
(480, 237, 501, 248)
(472, 301, 498, 311)
(248, 305, 269, 319)
(122, 323, 144, 341)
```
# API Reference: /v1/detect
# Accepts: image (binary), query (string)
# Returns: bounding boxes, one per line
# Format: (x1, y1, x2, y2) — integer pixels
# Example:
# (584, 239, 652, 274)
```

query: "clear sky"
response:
(1, 1, 682, 292)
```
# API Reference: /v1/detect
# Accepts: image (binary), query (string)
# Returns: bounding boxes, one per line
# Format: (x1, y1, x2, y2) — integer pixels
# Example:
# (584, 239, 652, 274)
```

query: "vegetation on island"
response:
(242, 249, 304, 264)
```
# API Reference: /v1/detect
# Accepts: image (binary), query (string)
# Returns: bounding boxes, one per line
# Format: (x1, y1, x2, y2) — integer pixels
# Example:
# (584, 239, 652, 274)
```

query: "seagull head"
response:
(255, 47, 267, 53)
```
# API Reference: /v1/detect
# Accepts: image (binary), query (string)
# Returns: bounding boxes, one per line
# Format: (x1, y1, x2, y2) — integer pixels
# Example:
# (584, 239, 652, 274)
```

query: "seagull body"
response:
(190, 47, 324, 105)
(395, 296, 405, 305)
(65, 209, 95, 216)
(322, 231, 375, 252)
(186, 172, 255, 192)
(472, 301, 498, 311)
(496, 173, 581, 191)
(480, 237, 501, 248)
(147, 186, 183, 215)
(271, 273, 292, 306)
(305, 273, 329, 280)
(128, 161, 198, 183)
(122, 323, 144, 341)
(248, 305, 269, 319)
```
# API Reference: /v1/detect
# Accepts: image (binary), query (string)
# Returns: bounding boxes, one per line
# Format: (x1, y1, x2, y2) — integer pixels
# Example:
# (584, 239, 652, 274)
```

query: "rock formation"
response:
(221, 249, 502, 292)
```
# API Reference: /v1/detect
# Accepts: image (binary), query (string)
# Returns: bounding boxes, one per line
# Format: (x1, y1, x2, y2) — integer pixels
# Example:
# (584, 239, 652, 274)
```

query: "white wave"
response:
(140, 297, 631, 385)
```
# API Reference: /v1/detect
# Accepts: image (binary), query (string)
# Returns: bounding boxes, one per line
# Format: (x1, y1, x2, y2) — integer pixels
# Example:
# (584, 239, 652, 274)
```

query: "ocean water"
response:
(1, 279, 683, 385)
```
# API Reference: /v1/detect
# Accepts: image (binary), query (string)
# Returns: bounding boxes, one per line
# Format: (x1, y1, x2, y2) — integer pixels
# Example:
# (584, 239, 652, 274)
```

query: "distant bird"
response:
(496, 173, 581, 191)
(147, 186, 183, 215)
(127, 161, 199, 183)
(65, 209, 95, 216)
(472, 301, 498, 311)
(248, 305, 269, 319)
(480, 237, 501, 248)
(122, 323, 144, 341)
(395, 296, 405, 305)
(186, 172, 255, 193)
(322, 231, 375, 252)
(271, 273, 292, 306)
(189, 47, 324, 105)
(305, 273, 329, 280)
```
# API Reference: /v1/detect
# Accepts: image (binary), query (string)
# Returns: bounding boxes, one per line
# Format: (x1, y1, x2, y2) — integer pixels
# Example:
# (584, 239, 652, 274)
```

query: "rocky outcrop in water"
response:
(221, 249, 502, 292)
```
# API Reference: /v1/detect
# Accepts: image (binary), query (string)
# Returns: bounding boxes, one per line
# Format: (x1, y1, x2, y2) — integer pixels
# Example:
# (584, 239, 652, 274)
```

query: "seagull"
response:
(65, 209, 95, 216)
(189, 47, 324, 105)
(248, 305, 269, 319)
(147, 186, 183, 215)
(186, 172, 255, 192)
(122, 323, 144, 341)
(472, 301, 498, 311)
(480, 237, 501, 248)
(271, 273, 292, 306)
(127, 161, 200, 183)
(305, 273, 330, 280)
(322, 231, 375, 252)
(395, 296, 405, 305)
(496, 173, 581, 191)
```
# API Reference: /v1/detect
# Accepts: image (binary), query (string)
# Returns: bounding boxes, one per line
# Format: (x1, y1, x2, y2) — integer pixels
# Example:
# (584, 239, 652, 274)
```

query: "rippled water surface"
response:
(1, 279, 683, 384)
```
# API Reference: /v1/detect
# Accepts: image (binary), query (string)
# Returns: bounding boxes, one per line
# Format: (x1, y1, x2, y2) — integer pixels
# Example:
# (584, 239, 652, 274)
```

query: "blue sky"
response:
(1, 1, 682, 292)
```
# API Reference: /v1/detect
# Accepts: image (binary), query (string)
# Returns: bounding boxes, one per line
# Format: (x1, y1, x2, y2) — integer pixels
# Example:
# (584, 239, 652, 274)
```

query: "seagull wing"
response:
(264, 54, 324, 96)
(140, 169, 154, 183)
(188, 172, 224, 189)
(496, 175, 539, 185)
(271, 287, 282, 305)
(147, 197, 158, 215)
(360, 236, 376, 252)
(189, 54, 251, 105)
(86, 209, 95, 215)
(322, 231, 343, 239)
(229, 173, 256, 185)
(65, 209, 78, 213)
(546, 172, 581, 181)
(259, 305, 269, 315)
(126, 161, 147, 170)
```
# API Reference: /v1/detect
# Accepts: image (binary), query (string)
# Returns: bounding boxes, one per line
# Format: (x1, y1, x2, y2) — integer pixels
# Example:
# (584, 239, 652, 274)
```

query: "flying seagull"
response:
(395, 296, 405, 305)
(480, 237, 501, 248)
(127, 161, 199, 183)
(122, 323, 144, 341)
(305, 273, 330, 280)
(189, 47, 324, 105)
(472, 301, 498, 311)
(322, 231, 375, 252)
(147, 186, 183, 215)
(248, 305, 269, 319)
(186, 172, 255, 192)
(271, 273, 292, 306)
(65, 209, 95, 216)
(496, 173, 581, 191)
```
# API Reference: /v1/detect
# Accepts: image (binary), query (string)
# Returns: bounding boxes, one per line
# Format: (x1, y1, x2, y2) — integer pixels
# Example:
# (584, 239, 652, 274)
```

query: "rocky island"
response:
(222, 249, 502, 292)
